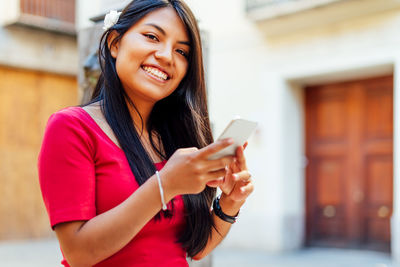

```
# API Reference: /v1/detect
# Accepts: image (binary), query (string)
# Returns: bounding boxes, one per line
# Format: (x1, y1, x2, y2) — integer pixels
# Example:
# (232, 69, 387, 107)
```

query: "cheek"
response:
(114, 50, 139, 81)
(114, 57, 127, 83)
(115, 41, 144, 71)
(171, 66, 188, 91)
(177, 61, 189, 81)
(168, 63, 188, 94)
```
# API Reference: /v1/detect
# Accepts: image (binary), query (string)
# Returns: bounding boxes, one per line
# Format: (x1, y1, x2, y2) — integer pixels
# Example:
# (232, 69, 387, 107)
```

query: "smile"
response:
(141, 66, 169, 81)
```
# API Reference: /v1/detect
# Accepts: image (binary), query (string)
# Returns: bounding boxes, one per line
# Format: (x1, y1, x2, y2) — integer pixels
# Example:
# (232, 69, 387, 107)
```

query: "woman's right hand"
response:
(160, 138, 236, 199)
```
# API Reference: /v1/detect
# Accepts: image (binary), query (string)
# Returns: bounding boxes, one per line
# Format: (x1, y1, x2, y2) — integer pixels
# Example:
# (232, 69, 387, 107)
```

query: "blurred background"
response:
(0, 0, 399, 266)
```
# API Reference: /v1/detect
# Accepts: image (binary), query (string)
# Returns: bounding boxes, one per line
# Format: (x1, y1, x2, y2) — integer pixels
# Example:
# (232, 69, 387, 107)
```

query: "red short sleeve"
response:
(38, 109, 96, 229)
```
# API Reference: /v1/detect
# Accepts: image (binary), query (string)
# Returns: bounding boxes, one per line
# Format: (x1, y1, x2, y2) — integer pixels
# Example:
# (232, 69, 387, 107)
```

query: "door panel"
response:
(305, 75, 393, 252)
(0, 66, 78, 240)
(313, 157, 347, 241)
(362, 77, 393, 251)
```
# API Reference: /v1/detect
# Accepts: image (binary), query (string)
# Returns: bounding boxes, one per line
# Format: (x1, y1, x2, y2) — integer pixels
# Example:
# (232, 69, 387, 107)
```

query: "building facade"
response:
(0, 0, 79, 240)
(183, 0, 400, 261)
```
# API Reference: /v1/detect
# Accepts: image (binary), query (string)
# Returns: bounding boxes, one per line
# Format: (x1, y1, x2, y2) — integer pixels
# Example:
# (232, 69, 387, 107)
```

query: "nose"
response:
(154, 44, 173, 65)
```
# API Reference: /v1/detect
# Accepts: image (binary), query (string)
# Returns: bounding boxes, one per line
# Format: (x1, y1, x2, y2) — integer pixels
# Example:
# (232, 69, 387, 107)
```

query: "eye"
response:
(144, 33, 159, 41)
(176, 49, 188, 58)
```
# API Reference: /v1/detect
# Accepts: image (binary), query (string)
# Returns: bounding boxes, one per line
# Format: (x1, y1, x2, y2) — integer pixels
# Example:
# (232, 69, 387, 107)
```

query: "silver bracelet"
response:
(155, 171, 167, 210)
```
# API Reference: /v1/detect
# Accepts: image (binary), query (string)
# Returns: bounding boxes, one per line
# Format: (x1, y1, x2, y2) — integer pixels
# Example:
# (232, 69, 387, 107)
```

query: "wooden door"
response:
(0, 66, 78, 240)
(305, 75, 393, 252)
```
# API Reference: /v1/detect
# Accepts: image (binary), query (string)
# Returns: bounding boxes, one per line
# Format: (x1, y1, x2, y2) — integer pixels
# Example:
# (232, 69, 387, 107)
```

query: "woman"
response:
(38, 0, 254, 266)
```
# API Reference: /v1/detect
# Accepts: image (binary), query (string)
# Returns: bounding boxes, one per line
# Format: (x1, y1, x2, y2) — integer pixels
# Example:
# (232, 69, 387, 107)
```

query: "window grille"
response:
(20, 0, 75, 24)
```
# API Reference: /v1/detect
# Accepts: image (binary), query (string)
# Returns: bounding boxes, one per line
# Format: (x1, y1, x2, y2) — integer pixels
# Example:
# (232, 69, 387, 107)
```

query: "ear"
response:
(107, 30, 120, 59)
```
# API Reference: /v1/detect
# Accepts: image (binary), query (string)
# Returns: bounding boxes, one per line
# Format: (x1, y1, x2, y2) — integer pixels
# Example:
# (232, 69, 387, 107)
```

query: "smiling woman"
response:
(108, 7, 190, 106)
(37, 1, 254, 266)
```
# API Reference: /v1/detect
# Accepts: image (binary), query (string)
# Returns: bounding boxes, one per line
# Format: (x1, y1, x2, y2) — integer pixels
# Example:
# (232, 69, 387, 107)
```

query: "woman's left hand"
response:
(207, 142, 254, 204)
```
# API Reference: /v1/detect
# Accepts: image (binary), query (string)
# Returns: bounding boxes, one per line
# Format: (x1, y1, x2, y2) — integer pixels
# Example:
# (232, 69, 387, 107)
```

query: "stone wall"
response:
(0, 25, 78, 75)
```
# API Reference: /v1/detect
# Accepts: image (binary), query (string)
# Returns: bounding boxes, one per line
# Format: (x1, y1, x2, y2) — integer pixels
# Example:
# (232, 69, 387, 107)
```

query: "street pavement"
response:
(0, 238, 395, 267)
(0, 239, 62, 267)
(212, 247, 395, 267)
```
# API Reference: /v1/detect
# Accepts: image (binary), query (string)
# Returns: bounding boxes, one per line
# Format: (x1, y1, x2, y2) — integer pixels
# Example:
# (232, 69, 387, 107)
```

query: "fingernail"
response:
(233, 174, 239, 180)
(225, 165, 229, 171)
(240, 187, 245, 193)
(227, 138, 234, 144)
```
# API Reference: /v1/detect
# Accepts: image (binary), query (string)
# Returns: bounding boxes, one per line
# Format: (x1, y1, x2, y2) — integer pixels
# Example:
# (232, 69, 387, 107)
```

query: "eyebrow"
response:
(144, 23, 190, 46)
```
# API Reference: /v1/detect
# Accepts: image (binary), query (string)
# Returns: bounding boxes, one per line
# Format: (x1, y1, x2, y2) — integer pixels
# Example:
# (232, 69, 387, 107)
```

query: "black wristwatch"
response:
(212, 195, 239, 224)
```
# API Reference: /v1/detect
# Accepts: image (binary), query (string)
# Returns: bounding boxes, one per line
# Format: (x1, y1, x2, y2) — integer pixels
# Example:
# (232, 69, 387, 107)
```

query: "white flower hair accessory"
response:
(103, 10, 122, 30)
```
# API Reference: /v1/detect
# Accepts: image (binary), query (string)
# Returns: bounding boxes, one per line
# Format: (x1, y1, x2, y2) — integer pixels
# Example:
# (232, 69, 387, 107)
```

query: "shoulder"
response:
(40, 106, 95, 157)
(44, 106, 96, 135)
(44, 106, 95, 144)
(47, 106, 87, 125)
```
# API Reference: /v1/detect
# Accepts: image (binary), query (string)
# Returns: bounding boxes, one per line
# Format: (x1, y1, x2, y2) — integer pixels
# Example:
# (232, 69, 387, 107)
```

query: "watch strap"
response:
(212, 196, 239, 224)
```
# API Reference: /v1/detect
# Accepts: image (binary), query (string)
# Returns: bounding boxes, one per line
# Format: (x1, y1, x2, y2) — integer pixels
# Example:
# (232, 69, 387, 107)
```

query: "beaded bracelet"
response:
(212, 195, 239, 224)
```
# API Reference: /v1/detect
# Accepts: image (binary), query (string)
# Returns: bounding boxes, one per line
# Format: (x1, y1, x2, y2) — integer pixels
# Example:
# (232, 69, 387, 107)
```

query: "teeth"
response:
(143, 66, 168, 81)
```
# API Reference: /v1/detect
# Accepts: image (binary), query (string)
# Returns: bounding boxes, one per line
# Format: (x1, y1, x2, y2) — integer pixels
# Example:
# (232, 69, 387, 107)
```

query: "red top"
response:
(38, 106, 188, 267)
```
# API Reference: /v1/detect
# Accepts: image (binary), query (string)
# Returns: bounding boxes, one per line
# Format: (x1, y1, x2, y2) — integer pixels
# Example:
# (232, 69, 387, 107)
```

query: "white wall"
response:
(76, 0, 129, 30)
(100, 0, 131, 13)
(185, 0, 400, 254)
(76, 0, 101, 30)
(0, 0, 19, 25)
(0, 26, 78, 75)
(184, 0, 290, 251)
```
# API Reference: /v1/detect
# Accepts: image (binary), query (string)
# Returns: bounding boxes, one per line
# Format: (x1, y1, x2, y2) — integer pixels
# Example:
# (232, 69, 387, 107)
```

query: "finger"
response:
(204, 155, 235, 172)
(224, 164, 230, 183)
(243, 141, 248, 150)
(239, 182, 254, 195)
(232, 170, 252, 183)
(230, 159, 240, 173)
(206, 177, 224, 188)
(218, 167, 236, 195)
(196, 138, 234, 159)
(235, 146, 247, 171)
(178, 147, 199, 154)
(227, 181, 254, 202)
(205, 168, 227, 182)
(227, 163, 240, 179)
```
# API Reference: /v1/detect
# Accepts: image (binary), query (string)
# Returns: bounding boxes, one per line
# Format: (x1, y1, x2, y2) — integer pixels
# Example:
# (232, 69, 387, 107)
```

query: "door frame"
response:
(304, 76, 393, 251)
(282, 62, 398, 257)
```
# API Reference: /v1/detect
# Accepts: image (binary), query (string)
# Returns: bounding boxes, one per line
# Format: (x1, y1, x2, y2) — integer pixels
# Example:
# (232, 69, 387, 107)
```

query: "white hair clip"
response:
(103, 10, 122, 30)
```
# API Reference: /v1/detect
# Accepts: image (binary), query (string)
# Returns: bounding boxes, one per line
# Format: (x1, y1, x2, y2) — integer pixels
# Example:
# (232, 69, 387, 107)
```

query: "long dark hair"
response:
(84, 0, 215, 258)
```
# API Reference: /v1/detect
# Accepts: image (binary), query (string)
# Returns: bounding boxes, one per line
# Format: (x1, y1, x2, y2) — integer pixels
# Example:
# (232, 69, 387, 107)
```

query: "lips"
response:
(141, 65, 170, 81)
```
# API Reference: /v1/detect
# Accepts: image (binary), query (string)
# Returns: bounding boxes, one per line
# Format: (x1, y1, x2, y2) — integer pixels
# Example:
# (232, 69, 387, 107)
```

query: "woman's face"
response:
(110, 7, 190, 105)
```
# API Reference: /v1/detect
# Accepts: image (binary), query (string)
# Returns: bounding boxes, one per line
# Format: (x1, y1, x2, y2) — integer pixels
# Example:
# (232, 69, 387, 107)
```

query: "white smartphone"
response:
(208, 118, 258, 160)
